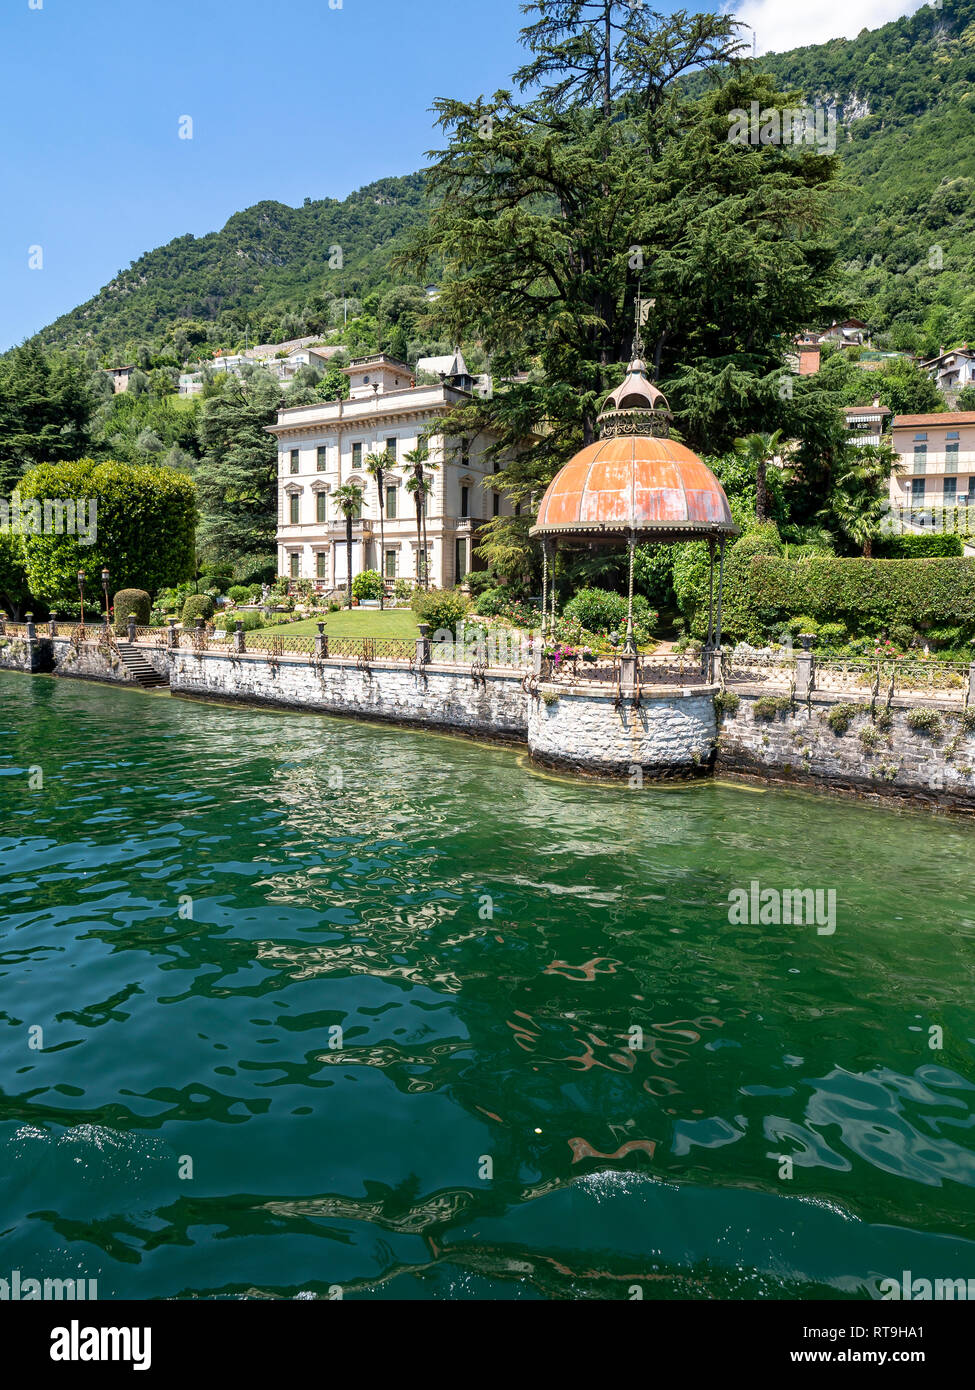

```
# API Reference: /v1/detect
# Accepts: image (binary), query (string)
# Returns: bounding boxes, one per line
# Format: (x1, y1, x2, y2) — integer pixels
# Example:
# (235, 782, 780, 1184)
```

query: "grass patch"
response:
(273, 609, 420, 640)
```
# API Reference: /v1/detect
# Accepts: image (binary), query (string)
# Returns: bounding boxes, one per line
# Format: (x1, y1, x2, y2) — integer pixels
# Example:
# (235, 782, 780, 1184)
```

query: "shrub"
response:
(714, 689, 740, 717)
(753, 695, 791, 721)
(465, 570, 497, 597)
(825, 703, 863, 736)
(906, 707, 943, 736)
(473, 587, 509, 617)
(859, 726, 881, 752)
(215, 610, 264, 632)
(18, 458, 197, 604)
(563, 587, 656, 642)
(181, 593, 215, 626)
(875, 707, 894, 733)
(112, 588, 150, 633)
(227, 585, 252, 605)
(352, 569, 384, 601)
(393, 578, 414, 601)
(961, 709, 975, 733)
(411, 586, 470, 631)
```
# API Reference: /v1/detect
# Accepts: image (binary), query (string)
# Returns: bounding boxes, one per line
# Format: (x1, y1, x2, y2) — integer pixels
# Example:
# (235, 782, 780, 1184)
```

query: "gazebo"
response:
(530, 351, 738, 681)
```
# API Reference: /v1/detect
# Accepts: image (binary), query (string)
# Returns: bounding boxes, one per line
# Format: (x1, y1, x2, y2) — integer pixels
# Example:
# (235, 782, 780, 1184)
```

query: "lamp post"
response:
(101, 567, 110, 634)
(77, 569, 86, 633)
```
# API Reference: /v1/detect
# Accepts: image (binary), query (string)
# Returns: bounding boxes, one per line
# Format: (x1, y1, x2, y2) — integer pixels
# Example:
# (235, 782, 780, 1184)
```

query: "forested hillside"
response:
(36, 175, 430, 360)
(757, 0, 975, 354)
(27, 0, 975, 364)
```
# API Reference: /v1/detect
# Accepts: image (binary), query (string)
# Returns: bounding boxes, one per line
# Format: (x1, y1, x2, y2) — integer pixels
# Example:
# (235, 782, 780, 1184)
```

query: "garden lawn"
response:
(272, 609, 420, 639)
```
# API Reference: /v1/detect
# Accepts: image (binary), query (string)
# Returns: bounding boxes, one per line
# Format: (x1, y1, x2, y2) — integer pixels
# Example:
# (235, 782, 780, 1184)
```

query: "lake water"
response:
(1, 669, 974, 1300)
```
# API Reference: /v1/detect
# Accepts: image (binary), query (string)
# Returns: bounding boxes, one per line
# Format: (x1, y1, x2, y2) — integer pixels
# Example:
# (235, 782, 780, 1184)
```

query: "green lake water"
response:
(1, 669, 974, 1300)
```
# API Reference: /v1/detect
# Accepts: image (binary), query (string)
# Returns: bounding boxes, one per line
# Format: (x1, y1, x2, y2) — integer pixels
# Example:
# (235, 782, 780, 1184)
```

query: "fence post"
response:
(314, 622, 328, 659)
(415, 622, 431, 666)
(168, 619, 178, 649)
(796, 634, 816, 698)
(49, 612, 58, 637)
(25, 613, 36, 641)
(127, 615, 137, 643)
(969, 660, 975, 708)
(234, 620, 246, 655)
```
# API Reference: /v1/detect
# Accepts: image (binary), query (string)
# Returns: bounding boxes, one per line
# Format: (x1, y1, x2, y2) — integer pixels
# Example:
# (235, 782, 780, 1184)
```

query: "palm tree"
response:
(733, 429, 784, 523)
(333, 480, 365, 608)
(819, 443, 901, 558)
(403, 443, 437, 588)
(365, 449, 394, 608)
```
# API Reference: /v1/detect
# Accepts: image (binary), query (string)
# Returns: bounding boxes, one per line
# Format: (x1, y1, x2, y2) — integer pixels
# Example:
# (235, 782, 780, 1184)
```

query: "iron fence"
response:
(815, 658, 969, 700)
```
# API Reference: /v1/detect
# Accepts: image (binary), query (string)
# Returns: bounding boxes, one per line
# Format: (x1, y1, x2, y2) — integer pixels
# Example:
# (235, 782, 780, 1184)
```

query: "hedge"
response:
(113, 588, 150, 633)
(873, 534, 963, 559)
(18, 458, 197, 603)
(747, 556, 975, 633)
(181, 593, 215, 625)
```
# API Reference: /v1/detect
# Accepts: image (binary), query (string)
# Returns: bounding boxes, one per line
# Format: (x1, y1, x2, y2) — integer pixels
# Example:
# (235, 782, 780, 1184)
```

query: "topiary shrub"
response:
(411, 586, 470, 632)
(112, 588, 150, 633)
(352, 569, 384, 601)
(227, 585, 252, 605)
(181, 593, 215, 626)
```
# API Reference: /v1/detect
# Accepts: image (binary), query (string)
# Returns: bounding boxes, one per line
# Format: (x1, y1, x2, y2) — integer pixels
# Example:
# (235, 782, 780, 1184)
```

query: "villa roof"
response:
(892, 412, 975, 427)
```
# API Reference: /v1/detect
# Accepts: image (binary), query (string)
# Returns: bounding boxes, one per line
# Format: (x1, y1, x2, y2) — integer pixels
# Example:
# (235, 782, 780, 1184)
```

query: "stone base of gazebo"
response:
(527, 682, 719, 778)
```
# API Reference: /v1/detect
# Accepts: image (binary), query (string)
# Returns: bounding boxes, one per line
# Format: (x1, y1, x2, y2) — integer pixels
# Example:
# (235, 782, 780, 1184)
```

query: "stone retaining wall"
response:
(717, 690, 975, 814)
(170, 649, 529, 740)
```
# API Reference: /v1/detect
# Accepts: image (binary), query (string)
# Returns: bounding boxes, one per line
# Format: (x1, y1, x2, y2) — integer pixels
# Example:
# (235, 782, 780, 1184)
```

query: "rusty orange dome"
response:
(531, 434, 738, 543)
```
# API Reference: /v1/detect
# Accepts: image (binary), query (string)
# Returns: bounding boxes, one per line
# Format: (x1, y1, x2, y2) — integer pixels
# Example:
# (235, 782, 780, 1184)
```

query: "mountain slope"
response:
(37, 174, 429, 357)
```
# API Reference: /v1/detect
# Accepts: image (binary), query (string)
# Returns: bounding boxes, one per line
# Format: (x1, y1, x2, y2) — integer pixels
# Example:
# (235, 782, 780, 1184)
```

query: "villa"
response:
(267, 353, 516, 590)
(889, 411, 975, 512)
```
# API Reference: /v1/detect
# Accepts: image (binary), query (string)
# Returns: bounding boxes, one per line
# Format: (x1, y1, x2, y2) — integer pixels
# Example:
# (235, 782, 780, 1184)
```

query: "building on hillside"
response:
(246, 336, 321, 361)
(261, 344, 344, 386)
(919, 344, 975, 397)
(842, 399, 890, 445)
(106, 364, 136, 394)
(815, 318, 871, 348)
(888, 412, 975, 514)
(793, 337, 822, 376)
(415, 349, 468, 380)
(268, 353, 517, 591)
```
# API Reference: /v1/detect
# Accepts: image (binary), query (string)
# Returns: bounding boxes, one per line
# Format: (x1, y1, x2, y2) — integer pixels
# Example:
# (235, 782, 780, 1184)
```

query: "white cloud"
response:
(729, 0, 929, 56)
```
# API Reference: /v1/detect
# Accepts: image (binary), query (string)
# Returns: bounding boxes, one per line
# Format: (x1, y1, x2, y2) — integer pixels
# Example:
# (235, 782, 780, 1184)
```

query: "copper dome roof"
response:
(530, 356, 737, 544)
(531, 435, 737, 542)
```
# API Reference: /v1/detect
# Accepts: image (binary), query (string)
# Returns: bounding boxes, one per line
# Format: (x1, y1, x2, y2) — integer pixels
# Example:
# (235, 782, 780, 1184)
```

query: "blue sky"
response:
(0, 0, 922, 352)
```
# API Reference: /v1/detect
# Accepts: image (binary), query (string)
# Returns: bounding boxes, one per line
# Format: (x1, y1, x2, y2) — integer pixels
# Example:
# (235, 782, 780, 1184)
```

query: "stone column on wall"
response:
(127, 616, 137, 643)
(25, 614, 36, 641)
(415, 622, 430, 666)
(796, 634, 816, 699)
(234, 621, 247, 655)
(315, 622, 328, 659)
(168, 620, 178, 649)
(969, 660, 975, 707)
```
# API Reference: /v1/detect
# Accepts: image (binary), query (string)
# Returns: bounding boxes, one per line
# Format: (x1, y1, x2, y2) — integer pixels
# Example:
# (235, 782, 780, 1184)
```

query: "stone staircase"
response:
(116, 643, 169, 689)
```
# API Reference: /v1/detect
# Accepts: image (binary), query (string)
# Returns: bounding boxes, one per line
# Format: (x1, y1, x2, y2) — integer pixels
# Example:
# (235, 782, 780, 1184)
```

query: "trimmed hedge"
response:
(113, 588, 150, 633)
(181, 593, 215, 626)
(873, 534, 963, 559)
(748, 556, 975, 634)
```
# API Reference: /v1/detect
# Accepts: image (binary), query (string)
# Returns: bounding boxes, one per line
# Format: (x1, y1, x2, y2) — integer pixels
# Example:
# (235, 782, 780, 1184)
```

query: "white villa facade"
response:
(268, 354, 514, 591)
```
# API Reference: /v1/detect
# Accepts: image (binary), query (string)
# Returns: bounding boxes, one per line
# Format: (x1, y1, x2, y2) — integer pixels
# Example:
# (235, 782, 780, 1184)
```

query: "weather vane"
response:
(632, 292, 654, 360)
